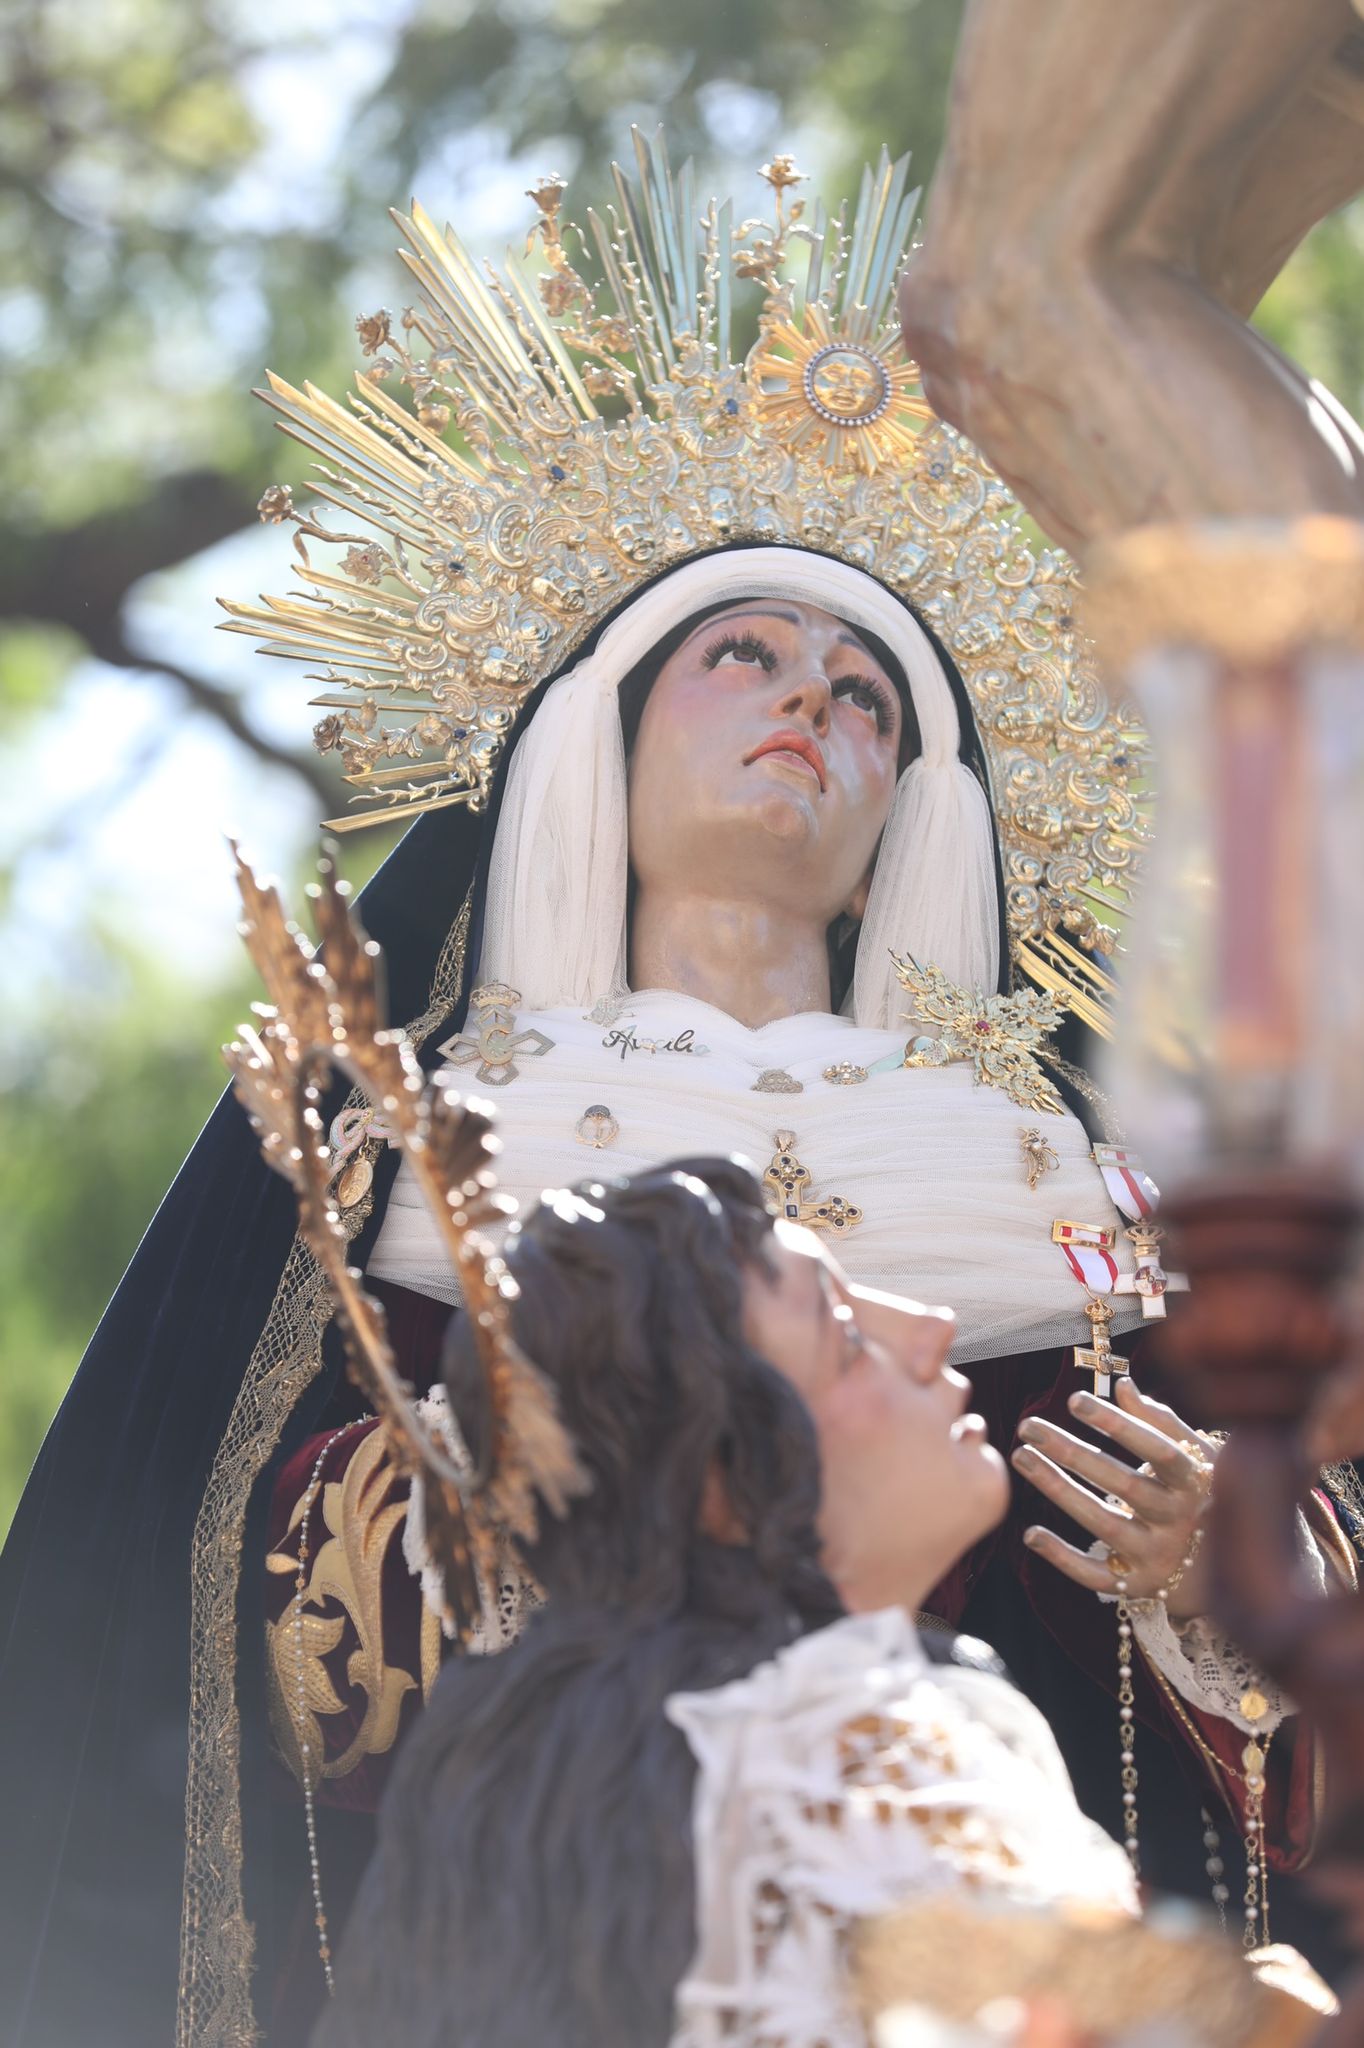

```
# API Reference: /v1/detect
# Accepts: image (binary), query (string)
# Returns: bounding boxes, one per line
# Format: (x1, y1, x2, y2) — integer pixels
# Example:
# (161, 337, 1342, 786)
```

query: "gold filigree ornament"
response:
(1019, 1124, 1061, 1190)
(894, 954, 1066, 1115)
(221, 129, 1152, 1036)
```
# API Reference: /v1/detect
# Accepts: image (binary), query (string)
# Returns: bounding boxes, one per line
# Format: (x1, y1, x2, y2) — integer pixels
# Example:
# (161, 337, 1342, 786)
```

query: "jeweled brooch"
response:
(893, 955, 1065, 1115)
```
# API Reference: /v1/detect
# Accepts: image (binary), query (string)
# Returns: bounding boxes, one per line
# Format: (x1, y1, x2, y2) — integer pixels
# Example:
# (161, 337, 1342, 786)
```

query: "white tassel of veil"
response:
(478, 548, 1001, 1023)
(479, 655, 629, 1009)
(851, 759, 999, 1028)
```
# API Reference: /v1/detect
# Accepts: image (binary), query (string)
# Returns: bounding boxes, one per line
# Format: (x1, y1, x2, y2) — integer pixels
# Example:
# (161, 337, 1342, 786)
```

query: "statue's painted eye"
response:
(701, 630, 778, 673)
(833, 673, 895, 737)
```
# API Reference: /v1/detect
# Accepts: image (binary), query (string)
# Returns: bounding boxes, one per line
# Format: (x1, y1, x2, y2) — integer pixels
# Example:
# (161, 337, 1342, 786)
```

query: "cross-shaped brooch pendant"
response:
(763, 1131, 863, 1235)
(437, 983, 555, 1087)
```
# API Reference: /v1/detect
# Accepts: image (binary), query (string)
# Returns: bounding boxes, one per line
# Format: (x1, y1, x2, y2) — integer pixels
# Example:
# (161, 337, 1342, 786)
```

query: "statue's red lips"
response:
(745, 729, 827, 792)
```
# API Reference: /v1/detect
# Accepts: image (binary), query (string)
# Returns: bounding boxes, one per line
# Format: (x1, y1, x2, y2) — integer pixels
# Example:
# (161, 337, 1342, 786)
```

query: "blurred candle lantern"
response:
(1084, 519, 1364, 1188)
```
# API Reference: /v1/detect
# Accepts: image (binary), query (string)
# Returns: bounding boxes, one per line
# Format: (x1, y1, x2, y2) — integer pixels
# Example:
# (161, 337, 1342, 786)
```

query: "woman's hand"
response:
(1011, 1378, 1214, 1620)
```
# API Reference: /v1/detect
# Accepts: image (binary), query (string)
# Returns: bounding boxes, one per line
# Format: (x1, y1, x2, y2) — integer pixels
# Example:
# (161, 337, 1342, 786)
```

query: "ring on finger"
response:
(1178, 1436, 1215, 1480)
(1140, 1449, 1210, 1494)
(1105, 1547, 1134, 1582)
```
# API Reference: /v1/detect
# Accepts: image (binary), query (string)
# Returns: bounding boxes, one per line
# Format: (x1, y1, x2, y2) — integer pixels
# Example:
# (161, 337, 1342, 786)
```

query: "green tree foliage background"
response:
(2, 0, 1362, 1534)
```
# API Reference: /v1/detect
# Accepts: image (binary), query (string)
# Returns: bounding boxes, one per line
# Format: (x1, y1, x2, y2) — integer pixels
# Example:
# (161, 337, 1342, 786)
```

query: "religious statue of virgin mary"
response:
(1, 134, 1352, 2048)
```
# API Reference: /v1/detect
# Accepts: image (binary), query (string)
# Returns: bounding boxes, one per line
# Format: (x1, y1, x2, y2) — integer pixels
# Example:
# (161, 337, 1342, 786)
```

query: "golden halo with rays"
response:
(750, 301, 936, 477)
(220, 129, 1152, 1039)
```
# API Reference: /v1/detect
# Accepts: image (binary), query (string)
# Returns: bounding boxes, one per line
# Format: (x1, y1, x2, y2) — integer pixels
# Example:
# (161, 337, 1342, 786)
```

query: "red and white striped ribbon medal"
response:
(1092, 1144, 1159, 1223)
(1051, 1219, 1124, 1396)
(1091, 1145, 1188, 1323)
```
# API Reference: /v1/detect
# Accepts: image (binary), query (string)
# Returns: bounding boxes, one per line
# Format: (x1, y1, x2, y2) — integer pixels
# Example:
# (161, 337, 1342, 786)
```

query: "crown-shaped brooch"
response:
(221, 128, 1149, 1037)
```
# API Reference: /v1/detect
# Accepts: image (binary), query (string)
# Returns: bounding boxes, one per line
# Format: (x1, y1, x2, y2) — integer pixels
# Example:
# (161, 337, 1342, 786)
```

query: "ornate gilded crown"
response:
(221, 128, 1149, 1035)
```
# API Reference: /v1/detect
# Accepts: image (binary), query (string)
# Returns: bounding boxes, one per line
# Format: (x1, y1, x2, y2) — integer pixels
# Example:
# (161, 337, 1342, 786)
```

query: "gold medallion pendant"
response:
(325, 1104, 393, 1209)
(334, 1156, 374, 1209)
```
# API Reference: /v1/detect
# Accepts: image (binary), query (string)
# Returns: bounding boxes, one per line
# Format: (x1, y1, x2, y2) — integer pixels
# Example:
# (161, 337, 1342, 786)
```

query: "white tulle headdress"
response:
(478, 548, 1001, 1028)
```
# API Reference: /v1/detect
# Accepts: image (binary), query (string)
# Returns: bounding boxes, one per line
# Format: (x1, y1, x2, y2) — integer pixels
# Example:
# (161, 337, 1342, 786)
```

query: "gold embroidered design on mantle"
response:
(178, 886, 471, 2048)
(266, 1428, 418, 1782)
(894, 956, 1066, 1115)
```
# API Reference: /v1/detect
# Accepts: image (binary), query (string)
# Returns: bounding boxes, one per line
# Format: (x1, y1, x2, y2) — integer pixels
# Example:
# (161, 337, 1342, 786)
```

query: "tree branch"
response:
(100, 627, 337, 810)
(0, 468, 262, 633)
(0, 466, 335, 809)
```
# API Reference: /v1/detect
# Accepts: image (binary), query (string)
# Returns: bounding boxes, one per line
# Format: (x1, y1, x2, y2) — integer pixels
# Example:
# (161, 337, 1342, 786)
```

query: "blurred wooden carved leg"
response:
(899, 0, 1364, 551)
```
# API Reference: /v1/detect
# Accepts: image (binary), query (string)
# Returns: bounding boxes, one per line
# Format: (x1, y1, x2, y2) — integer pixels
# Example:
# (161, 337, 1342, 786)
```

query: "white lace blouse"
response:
(665, 1607, 1138, 2048)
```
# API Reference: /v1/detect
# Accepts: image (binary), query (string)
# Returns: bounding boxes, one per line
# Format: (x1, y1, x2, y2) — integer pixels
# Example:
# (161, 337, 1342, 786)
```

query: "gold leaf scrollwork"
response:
(266, 1426, 419, 1782)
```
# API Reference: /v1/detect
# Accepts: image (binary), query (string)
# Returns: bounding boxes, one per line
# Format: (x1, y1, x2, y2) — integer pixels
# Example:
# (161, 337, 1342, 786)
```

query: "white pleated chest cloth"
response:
(367, 986, 1140, 1369)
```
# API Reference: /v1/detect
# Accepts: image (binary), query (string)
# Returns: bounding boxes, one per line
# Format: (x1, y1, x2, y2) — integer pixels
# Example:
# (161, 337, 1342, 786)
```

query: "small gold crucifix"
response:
(1074, 1297, 1127, 1396)
(763, 1131, 863, 1236)
(436, 982, 555, 1087)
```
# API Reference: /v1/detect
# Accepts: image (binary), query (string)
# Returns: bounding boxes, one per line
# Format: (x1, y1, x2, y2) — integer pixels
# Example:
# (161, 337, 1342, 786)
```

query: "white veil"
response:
(478, 549, 1000, 1027)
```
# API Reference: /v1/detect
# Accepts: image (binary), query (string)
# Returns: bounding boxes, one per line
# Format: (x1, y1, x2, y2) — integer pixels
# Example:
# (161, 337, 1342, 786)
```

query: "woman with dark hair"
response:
(316, 1158, 1134, 2048)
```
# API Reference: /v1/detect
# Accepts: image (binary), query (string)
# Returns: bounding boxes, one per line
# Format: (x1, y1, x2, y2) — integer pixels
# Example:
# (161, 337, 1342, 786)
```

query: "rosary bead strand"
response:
(1112, 1570, 1141, 1875)
(1148, 1658, 1274, 1946)
(1105, 1456, 1212, 1897)
(1242, 1736, 1272, 1949)
(291, 1423, 361, 1996)
(1201, 1807, 1229, 1931)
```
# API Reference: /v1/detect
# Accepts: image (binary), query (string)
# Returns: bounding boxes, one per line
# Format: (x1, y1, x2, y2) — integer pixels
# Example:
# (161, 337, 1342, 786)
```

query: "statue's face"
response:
(627, 599, 905, 924)
(742, 1222, 1008, 1613)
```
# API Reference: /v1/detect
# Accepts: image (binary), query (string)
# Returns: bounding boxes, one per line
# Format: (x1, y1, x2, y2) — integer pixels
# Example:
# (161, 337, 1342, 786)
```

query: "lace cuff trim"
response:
(1090, 1512, 1327, 1733)
(1128, 1601, 1293, 1734)
(402, 1384, 543, 1654)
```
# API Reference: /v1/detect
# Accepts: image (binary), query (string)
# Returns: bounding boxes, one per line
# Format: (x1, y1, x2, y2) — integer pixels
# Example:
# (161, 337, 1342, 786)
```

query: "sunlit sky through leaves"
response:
(0, 0, 807, 1049)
